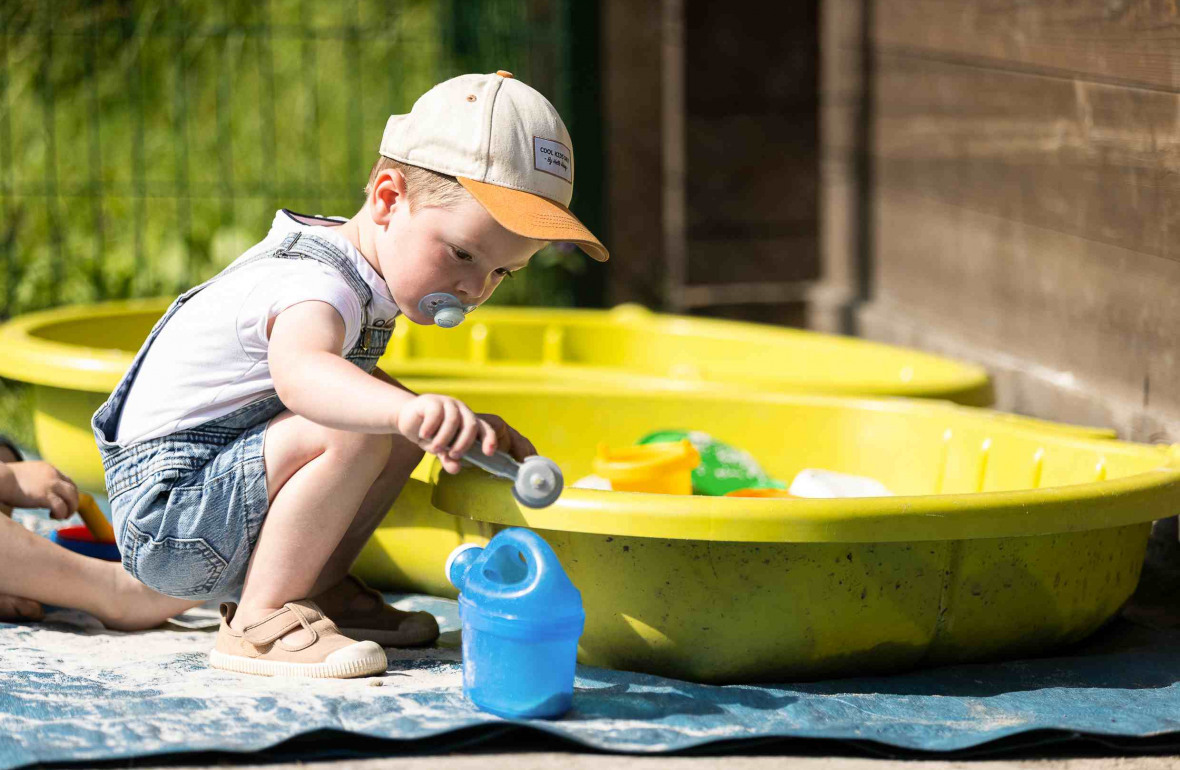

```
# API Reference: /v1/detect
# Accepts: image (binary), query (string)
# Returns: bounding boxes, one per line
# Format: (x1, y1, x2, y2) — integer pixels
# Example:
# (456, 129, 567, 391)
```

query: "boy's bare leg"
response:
(0, 515, 198, 630)
(309, 435, 423, 595)
(232, 410, 396, 632)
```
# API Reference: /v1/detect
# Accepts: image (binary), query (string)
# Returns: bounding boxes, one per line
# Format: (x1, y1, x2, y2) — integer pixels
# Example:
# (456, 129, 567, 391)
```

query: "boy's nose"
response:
(456, 276, 489, 303)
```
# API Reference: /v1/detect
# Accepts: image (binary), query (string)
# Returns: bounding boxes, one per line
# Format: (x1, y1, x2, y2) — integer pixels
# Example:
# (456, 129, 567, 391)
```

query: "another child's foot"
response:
(210, 600, 387, 678)
(99, 565, 199, 631)
(312, 575, 439, 647)
(0, 593, 44, 622)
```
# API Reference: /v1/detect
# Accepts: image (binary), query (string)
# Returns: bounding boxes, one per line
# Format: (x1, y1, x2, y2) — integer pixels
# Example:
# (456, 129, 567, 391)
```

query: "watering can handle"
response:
(484, 528, 553, 589)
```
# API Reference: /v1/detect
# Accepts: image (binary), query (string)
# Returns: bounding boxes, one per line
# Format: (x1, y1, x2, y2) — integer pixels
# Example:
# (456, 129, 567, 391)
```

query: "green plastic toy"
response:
(638, 430, 786, 496)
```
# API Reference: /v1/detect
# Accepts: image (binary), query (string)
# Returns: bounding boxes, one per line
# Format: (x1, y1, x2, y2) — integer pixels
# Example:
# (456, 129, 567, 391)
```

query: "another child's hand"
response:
(5, 461, 79, 519)
(396, 394, 495, 474)
(477, 413, 537, 463)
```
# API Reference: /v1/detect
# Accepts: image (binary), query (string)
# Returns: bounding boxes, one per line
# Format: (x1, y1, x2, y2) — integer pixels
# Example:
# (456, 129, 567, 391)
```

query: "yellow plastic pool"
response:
(0, 298, 999, 492)
(351, 381, 1180, 683)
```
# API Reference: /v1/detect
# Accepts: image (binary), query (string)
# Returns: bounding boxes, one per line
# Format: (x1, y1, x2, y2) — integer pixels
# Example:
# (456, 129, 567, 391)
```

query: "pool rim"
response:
(0, 298, 995, 403)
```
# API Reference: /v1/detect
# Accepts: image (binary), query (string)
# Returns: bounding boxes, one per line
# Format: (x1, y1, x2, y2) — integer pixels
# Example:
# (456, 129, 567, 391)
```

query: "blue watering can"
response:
(447, 528, 584, 719)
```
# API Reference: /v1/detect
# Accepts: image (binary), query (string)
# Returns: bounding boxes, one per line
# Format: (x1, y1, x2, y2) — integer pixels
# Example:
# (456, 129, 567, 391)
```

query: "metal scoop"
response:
(462, 449, 564, 508)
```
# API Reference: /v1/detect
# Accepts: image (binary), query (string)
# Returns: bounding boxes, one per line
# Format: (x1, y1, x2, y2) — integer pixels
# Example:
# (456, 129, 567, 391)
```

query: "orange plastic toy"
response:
(591, 439, 700, 495)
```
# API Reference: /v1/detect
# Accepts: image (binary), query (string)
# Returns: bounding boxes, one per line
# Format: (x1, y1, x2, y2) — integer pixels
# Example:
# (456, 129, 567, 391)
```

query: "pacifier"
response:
(418, 293, 477, 328)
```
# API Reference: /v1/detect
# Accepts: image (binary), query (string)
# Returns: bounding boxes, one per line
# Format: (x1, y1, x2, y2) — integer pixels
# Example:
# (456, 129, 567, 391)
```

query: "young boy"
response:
(90, 71, 609, 679)
(0, 437, 196, 629)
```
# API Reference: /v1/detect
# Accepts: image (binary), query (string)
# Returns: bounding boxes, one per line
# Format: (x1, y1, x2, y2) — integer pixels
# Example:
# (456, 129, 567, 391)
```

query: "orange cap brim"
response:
(457, 177, 609, 262)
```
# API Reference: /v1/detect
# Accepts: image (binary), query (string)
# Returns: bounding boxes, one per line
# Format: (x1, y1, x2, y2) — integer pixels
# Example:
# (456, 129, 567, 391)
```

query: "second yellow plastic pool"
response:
(0, 298, 997, 491)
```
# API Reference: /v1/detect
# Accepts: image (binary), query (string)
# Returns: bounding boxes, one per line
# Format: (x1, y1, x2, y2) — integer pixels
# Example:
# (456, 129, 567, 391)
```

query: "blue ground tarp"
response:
(2, 593, 1180, 768)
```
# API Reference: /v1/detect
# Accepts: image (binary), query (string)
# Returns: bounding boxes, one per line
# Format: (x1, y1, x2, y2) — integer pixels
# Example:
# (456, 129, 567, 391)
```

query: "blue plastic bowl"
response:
(50, 526, 120, 561)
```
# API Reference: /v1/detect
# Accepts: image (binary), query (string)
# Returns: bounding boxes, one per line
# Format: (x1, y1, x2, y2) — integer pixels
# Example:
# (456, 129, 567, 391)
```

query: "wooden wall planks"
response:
(680, 0, 821, 315)
(602, 0, 821, 319)
(874, 0, 1180, 91)
(873, 193, 1180, 415)
(875, 54, 1180, 264)
(816, 0, 869, 332)
(603, 0, 667, 309)
(856, 0, 1180, 439)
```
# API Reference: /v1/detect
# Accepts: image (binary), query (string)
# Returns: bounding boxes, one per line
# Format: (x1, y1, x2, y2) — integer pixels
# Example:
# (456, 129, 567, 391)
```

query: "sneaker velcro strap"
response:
(242, 604, 316, 647)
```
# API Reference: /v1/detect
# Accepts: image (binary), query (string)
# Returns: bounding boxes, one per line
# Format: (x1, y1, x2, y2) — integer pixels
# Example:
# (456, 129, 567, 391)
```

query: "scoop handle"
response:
(462, 449, 522, 480)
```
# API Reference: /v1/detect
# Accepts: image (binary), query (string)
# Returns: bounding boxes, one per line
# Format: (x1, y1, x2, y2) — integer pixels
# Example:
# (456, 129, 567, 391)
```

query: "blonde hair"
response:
(365, 156, 472, 212)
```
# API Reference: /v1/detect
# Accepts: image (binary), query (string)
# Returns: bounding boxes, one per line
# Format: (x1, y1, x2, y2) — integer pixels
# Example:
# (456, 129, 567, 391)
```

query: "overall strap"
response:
(275, 233, 374, 310)
(202, 231, 377, 329)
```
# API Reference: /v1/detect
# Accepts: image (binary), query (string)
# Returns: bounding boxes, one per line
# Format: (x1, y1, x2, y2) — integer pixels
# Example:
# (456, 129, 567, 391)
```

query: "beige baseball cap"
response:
(379, 71, 608, 262)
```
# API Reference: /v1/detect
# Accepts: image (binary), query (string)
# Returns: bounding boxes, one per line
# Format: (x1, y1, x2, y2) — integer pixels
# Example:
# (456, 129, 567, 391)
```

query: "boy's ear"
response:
(369, 168, 408, 225)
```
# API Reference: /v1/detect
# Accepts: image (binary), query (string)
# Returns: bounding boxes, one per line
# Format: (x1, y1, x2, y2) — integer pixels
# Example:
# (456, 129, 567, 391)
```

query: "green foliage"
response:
(0, 378, 33, 450)
(0, 0, 582, 319)
(485, 243, 587, 307)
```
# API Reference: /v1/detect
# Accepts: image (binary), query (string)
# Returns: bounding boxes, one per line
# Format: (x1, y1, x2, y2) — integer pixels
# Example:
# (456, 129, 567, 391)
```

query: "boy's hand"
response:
(5, 462, 79, 519)
(477, 413, 537, 464)
(397, 394, 497, 474)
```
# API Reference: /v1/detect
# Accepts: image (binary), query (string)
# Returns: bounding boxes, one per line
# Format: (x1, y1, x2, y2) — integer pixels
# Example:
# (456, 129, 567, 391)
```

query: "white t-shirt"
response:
(115, 210, 401, 446)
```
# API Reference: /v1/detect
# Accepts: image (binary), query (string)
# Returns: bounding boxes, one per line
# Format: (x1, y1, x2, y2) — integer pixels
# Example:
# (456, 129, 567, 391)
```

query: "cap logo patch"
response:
(533, 136, 573, 184)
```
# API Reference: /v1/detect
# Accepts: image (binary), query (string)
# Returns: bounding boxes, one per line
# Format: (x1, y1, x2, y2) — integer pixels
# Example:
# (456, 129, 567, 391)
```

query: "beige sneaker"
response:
(209, 600, 387, 678)
(312, 575, 440, 648)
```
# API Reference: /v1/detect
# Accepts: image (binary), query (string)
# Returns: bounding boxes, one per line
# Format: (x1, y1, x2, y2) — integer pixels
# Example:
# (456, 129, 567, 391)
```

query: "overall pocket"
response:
(124, 521, 229, 599)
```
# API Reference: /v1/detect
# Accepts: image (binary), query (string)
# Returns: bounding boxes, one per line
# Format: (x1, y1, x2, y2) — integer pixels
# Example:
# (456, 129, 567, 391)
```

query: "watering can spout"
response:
(446, 543, 484, 591)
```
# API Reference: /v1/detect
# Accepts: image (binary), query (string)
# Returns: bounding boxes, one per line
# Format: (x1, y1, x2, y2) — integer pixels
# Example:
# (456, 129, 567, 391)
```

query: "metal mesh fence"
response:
(0, 0, 599, 319)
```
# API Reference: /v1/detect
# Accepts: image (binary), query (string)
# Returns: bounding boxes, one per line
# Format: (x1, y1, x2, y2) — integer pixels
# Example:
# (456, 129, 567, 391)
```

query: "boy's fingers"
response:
(481, 421, 498, 455)
(450, 407, 480, 458)
(431, 400, 461, 453)
(418, 400, 444, 441)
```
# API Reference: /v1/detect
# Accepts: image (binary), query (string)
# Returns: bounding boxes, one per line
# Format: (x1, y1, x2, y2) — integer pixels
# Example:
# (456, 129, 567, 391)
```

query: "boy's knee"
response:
(325, 430, 393, 469)
(380, 434, 425, 474)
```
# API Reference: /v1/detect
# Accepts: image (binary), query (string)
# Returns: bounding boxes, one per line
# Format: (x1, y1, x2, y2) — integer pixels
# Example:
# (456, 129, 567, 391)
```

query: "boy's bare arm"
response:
(269, 301, 415, 433)
(270, 301, 535, 470)
(372, 365, 418, 397)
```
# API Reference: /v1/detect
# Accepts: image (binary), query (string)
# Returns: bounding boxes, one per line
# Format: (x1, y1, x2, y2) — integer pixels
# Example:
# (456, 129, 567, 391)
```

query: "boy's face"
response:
(371, 171, 546, 324)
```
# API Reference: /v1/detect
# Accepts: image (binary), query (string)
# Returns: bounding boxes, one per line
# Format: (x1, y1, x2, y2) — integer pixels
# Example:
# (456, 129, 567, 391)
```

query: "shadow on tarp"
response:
(30, 724, 1180, 769)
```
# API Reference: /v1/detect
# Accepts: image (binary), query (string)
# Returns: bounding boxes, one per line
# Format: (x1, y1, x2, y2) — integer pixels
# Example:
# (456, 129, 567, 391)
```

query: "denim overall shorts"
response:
(90, 231, 393, 600)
